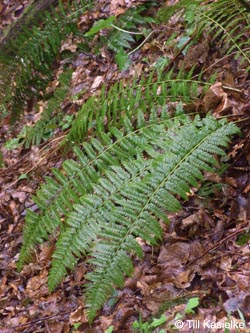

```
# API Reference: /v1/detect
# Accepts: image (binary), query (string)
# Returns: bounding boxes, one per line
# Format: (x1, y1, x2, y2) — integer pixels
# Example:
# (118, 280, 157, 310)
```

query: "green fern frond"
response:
(18, 110, 239, 321)
(0, 0, 93, 120)
(98, 4, 154, 54)
(158, 0, 250, 68)
(83, 116, 238, 321)
(21, 70, 72, 148)
(17, 114, 184, 269)
(199, 0, 250, 65)
(66, 68, 212, 145)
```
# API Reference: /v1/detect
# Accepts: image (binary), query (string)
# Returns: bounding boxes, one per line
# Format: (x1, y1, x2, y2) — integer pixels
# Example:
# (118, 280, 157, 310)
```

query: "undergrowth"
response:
(0, 1, 155, 122)
(1, 0, 247, 323)
(158, 0, 250, 67)
(0, 0, 93, 121)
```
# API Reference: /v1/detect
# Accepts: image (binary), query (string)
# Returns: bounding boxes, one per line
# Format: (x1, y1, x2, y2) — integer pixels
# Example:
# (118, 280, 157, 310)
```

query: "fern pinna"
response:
(18, 110, 239, 321)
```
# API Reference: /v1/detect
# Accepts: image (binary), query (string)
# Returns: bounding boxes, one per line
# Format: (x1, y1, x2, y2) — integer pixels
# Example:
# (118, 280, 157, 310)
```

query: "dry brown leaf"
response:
(91, 75, 104, 91)
(203, 82, 231, 114)
(47, 322, 66, 333)
(11, 191, 27, 203)
(26, 270, 48, 298)
(220, 256, 233, 271)
(60, 34, 77, 53)
(110, 0, 126, 16)
(158, 242, 205, 288)
(69, 305, 88, 324)
(182, 40, 209, 70)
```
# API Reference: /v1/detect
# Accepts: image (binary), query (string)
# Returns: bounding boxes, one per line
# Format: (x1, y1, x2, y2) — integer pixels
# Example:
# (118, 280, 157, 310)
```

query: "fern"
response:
(0, 0, 93, 120)
(16, 70, 72, 148)
(158, 0, 250, 68)
(104, 5, 154, 53)
(18, 67, 202, 266)
(18, 112, 239, 321)
(18, 113, 186, 268)
(83, 117, 238, 321)
(199, 0, 250, 66)
(66, 68, 212, 145)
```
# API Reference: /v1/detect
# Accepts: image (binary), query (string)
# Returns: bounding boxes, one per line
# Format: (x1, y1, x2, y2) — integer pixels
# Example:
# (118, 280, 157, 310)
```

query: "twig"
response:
(192, 47, 250, 79)
(11, 310, 72, 329)
(144, 290, 209, 302)
(163, 33, 195, 73)
(222, 85, 242, 93)
(186, 226, 250, 267)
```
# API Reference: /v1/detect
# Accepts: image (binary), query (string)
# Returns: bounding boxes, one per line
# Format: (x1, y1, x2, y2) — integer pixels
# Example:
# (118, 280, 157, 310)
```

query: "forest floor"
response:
(0, 1, 250, 332)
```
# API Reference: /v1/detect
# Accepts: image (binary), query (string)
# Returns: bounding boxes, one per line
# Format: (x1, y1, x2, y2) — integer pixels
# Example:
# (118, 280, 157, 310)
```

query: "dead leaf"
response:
(110, 0, 126, 16)
(26, 270, 48, 298)
(11, 191, 27, 203)
(203, 82, 232, 114)
(182, 40, 209, 70)
(47, 322, 66, 333)
(69, 306, 88, 324)
(91, 75, 104, 91)
(158, 242, 204, 288)
(60, 34, 77, 53)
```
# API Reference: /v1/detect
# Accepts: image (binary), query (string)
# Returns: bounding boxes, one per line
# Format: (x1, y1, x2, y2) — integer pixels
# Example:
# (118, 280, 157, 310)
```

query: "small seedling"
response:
(132, 313, 167, 333)
(185, 297, 200, 314)
(72, 322, 81, 331)
(105, 326, 114, 333)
